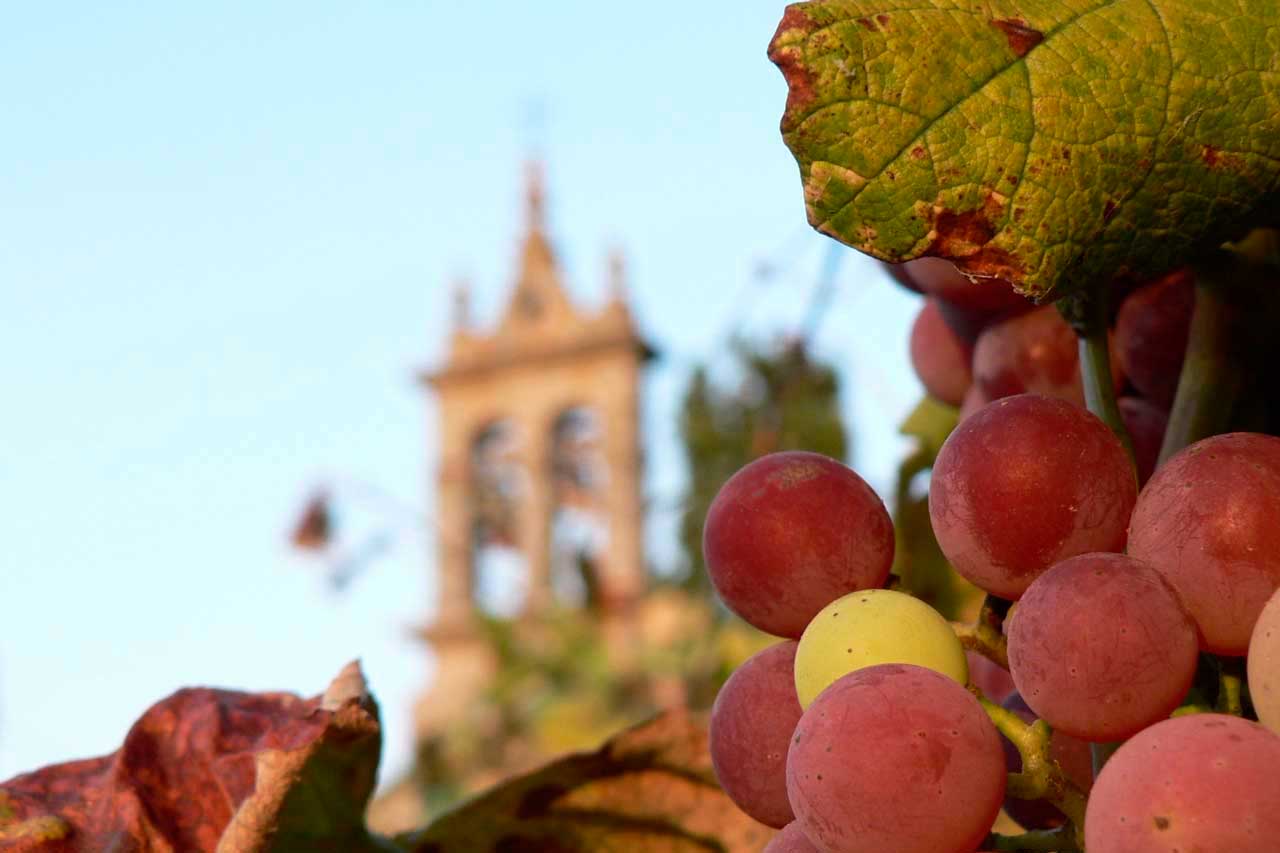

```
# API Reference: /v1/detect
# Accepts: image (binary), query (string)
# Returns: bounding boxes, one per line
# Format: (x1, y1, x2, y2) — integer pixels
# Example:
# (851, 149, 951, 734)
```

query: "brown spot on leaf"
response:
(1103, 200, 1118, 222)
(877, 14, 890, 25)
(991, 18, 1044, 57)
(957, 246, 1025, 284)
(910, 145, 928, 160)
(933, 208, 996, 254)
(926, 193, 1025, 284)
(1203, 145, 1220, 167)
(857, 17, 875, 30)
(769, 7, 817, 125)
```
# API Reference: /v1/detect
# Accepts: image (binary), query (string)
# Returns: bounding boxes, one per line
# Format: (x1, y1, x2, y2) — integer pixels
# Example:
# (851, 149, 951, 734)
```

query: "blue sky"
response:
(0, 2, 920, 786)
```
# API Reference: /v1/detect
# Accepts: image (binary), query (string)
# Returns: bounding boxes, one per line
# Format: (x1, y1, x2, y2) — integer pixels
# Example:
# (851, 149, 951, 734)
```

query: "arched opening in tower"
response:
(469, 419, 529, 617)
(549, 406, 608, 609)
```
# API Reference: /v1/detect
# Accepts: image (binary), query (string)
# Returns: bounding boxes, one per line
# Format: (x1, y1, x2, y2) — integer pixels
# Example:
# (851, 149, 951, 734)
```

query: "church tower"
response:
(414, 164, 651, 739)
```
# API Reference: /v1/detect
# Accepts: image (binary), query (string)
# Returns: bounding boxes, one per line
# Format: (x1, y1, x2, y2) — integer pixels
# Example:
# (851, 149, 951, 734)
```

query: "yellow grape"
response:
(793, 589, 967, 708)
(1249, 587, 1280, 734)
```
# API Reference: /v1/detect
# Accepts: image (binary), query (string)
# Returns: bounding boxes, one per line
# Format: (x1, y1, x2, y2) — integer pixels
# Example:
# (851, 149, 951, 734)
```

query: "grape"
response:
(1006, 553, 1198, 741)
(880, 259, 923, 295)
(1248, 587, 1280, 734)
(709, 641, 803, 828)
(793, 589, 967, 708)
(971, 305, 1085, 404)
(1084, 714, 1280, 853)
(787, 664, 1005, 853)
(929, 395, 1137, 599)
(703, 451, 894, 638)
(966, 650, 1014, 704)
(909, 298, 973, 407)
(998, 692, 1092, 831)
(763, 822, 819, 853)
(900, 257, 1029, 316)
(1127, 432, 1280, 654)
(905, 258, 1031, 344)
(957, 385, 989, 423)
(1114, 267, 1194, 409)
(1117, 396, 1167, 485)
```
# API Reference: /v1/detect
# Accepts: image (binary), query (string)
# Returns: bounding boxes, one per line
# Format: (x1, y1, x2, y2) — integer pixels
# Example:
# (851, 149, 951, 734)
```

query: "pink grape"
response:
(880, 259, 923, 295)
(966, 650, 1014, 704)
(1127, 432, 1280, 654)
(904, 258, 1030, 344)
(1114, 267, 1194, 409)
(764, 822, 819, 853)
(1007, 553, 1198, 741)
(957, 385, 989, 423)
(1249, 587, 1280, 733)
(703, 451, 893, 638)
(1085, 714, 1280, 853)
(998, 692, 1093, 830)
(1117, 396, 1167, 485)
(929, 395, 1137, 599)
(972, 306, 1084, 405)
(710, 641, 803, 828)
(901, 257, 1028, 315)
(909, 298, 973, 406)
(787, 664, 1005, 853)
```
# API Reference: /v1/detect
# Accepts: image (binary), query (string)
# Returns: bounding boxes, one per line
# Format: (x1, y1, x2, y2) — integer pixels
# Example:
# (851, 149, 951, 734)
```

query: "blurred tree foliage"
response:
(677, 339, 848, 593)
(401, 593, 775, 824)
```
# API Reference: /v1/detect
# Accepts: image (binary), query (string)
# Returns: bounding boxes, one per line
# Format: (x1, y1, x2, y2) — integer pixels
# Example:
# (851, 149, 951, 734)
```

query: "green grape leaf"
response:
(769, 0, 1280, 300)
(898, 395, 958, 459)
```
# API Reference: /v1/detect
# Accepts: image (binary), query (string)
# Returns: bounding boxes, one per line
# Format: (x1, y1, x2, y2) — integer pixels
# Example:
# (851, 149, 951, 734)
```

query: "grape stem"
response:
(1089, 740, 1121, 778)
(952, 596, 1010, 670)
(978, 697, 1088, 840)
(1217, 658, 1244, 716)
(1157, 264, 1242, 463)
(984, 826, 1080, 852)
(1070, 287, 1135, 466)
(1075, 286, 1136, 466)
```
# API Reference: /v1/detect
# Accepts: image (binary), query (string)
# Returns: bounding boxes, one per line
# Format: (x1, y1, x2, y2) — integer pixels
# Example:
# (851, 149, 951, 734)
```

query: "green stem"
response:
(1075, 290, 1135, 464)
(1158, 263, 1243, 463)
(1217, 658, 1245, 716)
(986, 827, 1081, 852)
(1172, 702, 1213, 717)
(953, 596, 1010, 671)
(1090, 740, 1122, 778)
(979, 698, 1089, 833)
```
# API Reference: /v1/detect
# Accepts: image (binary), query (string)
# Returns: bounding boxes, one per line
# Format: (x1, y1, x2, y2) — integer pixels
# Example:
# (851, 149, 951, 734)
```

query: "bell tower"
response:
(414, 163, 651, 738)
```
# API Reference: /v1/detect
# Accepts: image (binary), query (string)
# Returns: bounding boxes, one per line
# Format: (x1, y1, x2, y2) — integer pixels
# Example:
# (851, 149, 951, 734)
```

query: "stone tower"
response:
(414, 163, 651, 740)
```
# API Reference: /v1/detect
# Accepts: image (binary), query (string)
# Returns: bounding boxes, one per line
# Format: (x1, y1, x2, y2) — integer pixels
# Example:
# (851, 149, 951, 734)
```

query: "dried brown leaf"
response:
(0, 661, 384, 853)
(401, 710, 775, 853)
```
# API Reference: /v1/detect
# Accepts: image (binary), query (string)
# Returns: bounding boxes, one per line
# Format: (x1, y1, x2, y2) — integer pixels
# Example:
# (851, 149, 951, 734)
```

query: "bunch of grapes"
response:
(902, 257, 1193, 484)
(705, 261, 1280, 853)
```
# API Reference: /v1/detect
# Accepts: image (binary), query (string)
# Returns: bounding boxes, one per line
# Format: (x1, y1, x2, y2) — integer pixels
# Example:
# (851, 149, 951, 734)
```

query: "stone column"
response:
(432, 446, 474, 632)
(518, 418, 554, 614)
(600, 359, 646, 606)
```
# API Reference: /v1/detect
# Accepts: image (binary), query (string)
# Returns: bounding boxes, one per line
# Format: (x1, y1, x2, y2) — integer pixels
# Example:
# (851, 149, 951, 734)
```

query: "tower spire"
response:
(451, 277, 472, 330)
(525, 161, 546, 234)
(607, 248, 627, 301)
